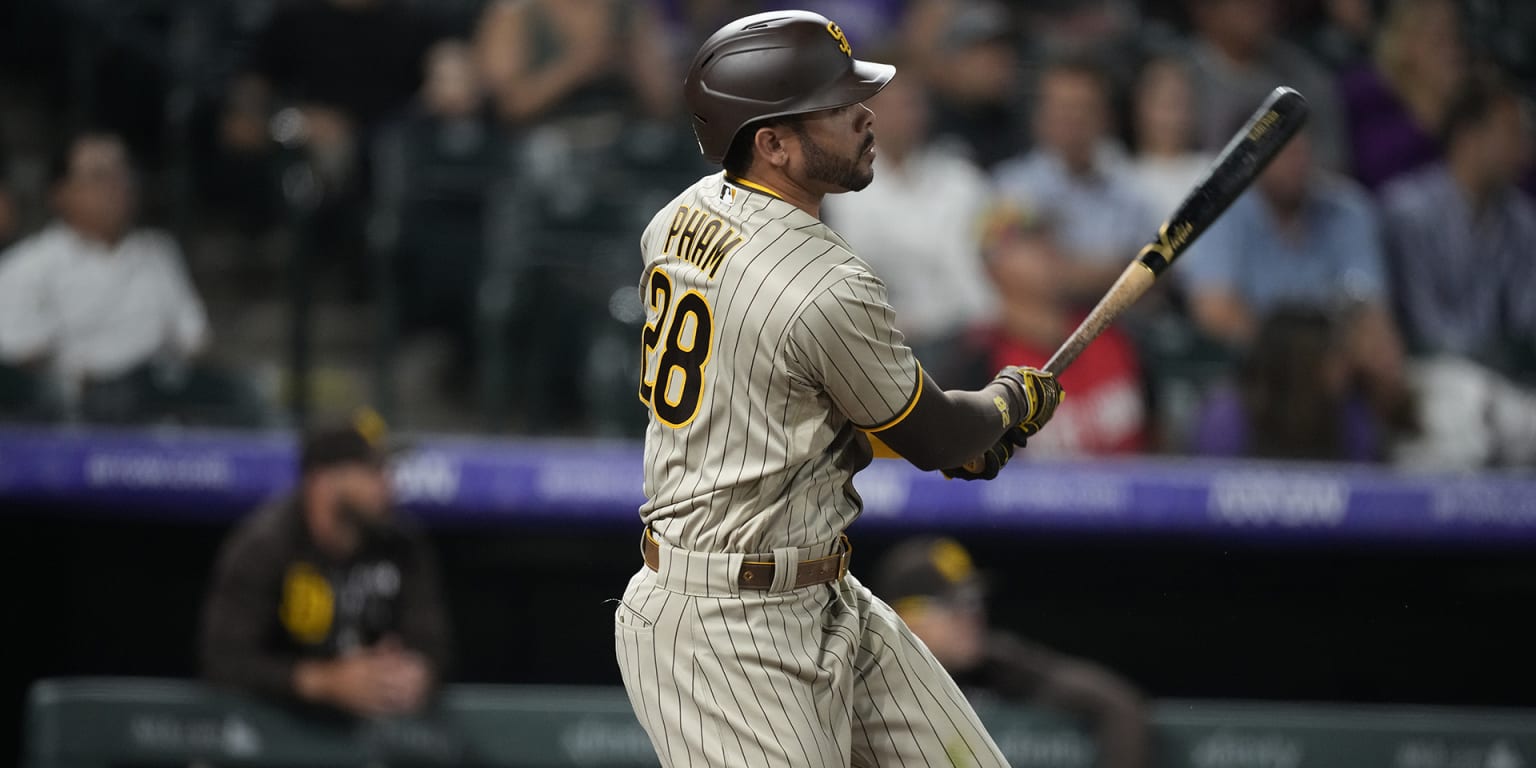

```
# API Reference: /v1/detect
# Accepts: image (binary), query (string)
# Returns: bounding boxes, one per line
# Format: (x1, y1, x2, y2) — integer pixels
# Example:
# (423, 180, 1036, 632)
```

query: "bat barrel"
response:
(1134, 86, 1310, 277)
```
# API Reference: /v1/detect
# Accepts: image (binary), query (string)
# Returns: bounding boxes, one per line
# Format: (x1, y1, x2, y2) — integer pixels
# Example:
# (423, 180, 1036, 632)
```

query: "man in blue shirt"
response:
(1182, 128, 1407, 432)
(1379, 73, 1536, 376)
(1183, 129, 1389, 341)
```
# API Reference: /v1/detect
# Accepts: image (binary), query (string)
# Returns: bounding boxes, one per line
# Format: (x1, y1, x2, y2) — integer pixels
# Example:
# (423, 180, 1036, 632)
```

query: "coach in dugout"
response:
(200, 412, 451, 718)
(876, 536, 1149, 768)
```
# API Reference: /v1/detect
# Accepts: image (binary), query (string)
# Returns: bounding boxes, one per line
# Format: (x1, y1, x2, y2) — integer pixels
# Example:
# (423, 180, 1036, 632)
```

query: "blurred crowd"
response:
(0, 0, 1534, 468)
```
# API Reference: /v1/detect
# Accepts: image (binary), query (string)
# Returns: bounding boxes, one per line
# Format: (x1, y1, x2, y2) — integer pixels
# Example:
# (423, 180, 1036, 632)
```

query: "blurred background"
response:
(2, 0, 1535, 766)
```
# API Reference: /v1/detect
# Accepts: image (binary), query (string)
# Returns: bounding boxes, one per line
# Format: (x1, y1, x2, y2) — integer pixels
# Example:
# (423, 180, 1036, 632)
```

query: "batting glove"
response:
(942, 436, 1015, 481)
(993, 365, 1063, 447)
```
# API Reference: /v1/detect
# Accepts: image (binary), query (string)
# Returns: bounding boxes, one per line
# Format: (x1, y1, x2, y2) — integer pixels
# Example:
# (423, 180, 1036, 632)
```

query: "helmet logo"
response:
(826, 21, 851, 57)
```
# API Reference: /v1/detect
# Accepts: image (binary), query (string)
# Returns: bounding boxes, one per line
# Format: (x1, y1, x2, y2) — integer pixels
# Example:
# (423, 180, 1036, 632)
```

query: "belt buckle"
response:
(837, 534, 852, 580)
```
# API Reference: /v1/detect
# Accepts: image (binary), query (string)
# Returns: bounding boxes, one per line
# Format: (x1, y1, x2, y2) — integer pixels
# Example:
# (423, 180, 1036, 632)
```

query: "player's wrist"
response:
(985, 372, 1028, 429)
(989, 368, 1026, 399)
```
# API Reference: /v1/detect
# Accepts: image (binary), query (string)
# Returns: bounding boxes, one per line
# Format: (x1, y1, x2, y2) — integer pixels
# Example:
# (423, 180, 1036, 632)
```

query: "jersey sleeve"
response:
(785, 269, 923, 431)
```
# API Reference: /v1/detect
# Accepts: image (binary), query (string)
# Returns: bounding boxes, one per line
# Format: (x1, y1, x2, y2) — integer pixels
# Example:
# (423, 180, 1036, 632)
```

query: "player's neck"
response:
(732, 170, 825, 219)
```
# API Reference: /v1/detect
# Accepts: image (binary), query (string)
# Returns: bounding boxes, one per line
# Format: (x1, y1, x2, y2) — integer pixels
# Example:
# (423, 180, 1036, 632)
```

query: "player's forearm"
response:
(872, 372, 1023, 471)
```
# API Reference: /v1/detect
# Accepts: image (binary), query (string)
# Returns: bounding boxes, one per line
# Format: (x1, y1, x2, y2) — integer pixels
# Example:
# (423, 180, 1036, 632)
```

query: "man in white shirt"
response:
(0, 133, 210, 405)
(822, 71, 997, 348)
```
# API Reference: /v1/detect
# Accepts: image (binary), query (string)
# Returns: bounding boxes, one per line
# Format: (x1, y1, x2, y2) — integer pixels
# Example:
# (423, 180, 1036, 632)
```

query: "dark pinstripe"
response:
(618, 173, 1009, 766)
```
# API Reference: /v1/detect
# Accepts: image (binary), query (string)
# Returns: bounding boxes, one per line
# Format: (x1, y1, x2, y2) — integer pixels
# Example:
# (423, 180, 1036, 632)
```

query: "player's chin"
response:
(844, 160, 876, 192)
(844, 170, 875, 192)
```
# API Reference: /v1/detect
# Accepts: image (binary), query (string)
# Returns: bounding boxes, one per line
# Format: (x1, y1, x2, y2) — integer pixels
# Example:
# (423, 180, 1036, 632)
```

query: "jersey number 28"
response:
(639, 267, 714, 427)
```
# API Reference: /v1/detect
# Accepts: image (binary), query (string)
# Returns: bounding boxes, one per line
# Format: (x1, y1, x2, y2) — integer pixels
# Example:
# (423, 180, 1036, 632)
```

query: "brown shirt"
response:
(198, 497, 452, 701)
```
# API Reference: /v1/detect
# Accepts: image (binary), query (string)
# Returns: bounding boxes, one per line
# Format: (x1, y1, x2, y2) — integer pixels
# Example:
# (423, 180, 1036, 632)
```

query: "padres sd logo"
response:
(929, 539, 976, 584)
(826, 21, 851, 56)
(280, 562, 334, 644)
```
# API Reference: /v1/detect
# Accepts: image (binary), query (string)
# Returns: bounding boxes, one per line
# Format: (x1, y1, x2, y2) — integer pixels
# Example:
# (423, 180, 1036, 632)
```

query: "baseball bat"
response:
(961, 86, 1309, 473)
(1042, 85, 1309, 375)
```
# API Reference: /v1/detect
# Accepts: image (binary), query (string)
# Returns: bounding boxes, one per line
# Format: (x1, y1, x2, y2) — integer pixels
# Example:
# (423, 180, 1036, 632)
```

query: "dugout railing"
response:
(24, 677, 1536, 768)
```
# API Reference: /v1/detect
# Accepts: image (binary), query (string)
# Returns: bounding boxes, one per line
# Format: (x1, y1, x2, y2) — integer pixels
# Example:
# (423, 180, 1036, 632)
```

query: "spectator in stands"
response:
(1462, 0, 1536, 90)
(1184, 128, 1413, 439)
(1392, 355, 1536, 469)
(875, 536, 1148, 768)
(1380, 73, 1536, 376)
(1193, 306, 1384, 461)
(1182, 128, 1396, 349)
(822, 69, 996, 350)
(242, 0, 438, 146)
(994, 55, 1155, 303)
(0, 170, 17, 251)
(923, 2, 1030, 170)
(1185, 0, 1349, 171)
(0, 133, 219, 416)
(373, 39, 504, 396)
(759, 0, 911, 53)
(474, 0, 675, 127)
(1025, 0, 1148, 88)
(201, 413, 452, 719)
(653, 0, 745, 75)
(1128, 54, 1215, 223)
(225, 0, 442, 298)
(931, 205, 1148, 457)
(1307, 0, 1377, 72)
(0, 150, 46, 420)
(0, 153, 38, 417)
(1340, 0, 1467, 192)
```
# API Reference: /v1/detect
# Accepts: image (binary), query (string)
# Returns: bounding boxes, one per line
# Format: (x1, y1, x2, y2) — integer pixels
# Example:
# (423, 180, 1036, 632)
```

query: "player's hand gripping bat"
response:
(958, 86, 1310, 474)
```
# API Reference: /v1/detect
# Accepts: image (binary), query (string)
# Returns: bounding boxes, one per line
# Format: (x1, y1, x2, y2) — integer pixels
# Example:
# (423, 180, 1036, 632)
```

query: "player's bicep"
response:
(787, 273, 921, 429)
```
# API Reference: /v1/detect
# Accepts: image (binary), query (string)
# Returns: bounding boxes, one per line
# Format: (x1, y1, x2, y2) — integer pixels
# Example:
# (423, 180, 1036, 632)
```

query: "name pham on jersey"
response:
(663, 204, 744, 279)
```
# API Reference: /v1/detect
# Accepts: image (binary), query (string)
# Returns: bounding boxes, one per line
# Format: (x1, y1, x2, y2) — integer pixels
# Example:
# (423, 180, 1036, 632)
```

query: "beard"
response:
(338, 499, 404, 556)
(797, 126, 875, 192)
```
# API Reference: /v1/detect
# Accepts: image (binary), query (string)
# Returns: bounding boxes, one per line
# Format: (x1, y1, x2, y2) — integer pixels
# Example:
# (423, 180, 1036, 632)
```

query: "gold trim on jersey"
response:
(867, 433, 902, 459)
(724, 174, 787, 201)
(860, 363, 925, 434)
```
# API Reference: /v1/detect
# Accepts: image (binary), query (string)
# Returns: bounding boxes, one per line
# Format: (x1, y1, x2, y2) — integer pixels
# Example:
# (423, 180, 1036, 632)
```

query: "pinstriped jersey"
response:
(636, 172, 922, 554)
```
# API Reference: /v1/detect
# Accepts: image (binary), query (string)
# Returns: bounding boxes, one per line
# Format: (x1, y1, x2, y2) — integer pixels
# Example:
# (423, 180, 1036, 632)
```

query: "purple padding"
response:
(1, 427, 1534, 544)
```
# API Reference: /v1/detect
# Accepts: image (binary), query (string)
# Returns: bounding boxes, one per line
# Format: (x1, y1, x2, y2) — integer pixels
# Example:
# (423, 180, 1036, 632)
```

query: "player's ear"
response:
(753, 125, 792, 170)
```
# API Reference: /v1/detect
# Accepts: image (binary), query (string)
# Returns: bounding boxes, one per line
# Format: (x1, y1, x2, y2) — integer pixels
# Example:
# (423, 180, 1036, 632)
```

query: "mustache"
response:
(861, 133, 876, 153)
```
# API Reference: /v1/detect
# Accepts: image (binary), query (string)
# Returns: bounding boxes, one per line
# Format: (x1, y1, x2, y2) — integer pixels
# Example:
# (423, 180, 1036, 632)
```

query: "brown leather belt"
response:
(642, 528, 851, 591)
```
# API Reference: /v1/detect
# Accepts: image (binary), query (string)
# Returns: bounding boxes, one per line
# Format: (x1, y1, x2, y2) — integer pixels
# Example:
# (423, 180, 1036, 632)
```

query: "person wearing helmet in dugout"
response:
(876, 537, 1150, 768)
(613, 10, 1064, 767)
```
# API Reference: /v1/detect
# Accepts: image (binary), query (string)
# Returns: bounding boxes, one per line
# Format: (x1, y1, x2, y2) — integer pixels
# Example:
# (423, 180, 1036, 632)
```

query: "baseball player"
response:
(615, 11, 1063, 767)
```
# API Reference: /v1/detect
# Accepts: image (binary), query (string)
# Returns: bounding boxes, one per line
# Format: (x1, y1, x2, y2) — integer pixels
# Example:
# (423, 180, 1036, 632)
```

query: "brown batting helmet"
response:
(684, 11, 896, 164)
